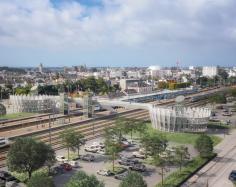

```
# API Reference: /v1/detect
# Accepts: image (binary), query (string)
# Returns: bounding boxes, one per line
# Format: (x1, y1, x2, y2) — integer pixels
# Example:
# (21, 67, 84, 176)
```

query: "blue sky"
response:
(0, 0, 236, 67)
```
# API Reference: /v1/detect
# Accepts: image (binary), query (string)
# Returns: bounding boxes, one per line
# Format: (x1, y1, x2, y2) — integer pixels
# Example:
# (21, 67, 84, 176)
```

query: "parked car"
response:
(60, 163, 72, 171)
(92, 142, 105, 149)
(223, 112, 232, 116)
(5, 181, 25, 187)
(80, 154, 95, 162)
(50, 165, 64, 175)
(132, 151, 146, 159)
(0, 171, 19, 183)
(129, 163, 146, 172)
(114, 171, 129, 180)
(79, 138, 87, 145)
(209, 117, 220, 122)
(229, 170, 236, 181)
(84, 145, 100, 153)
(223, 109, 229, 112)
(118, 158, 140, 166)
(56, 155, 68, 162)
(67, 160, 79, 168)
(97, 148, 106, 155)
(0, 137, 10, 148)
(97, 169, 114, 176)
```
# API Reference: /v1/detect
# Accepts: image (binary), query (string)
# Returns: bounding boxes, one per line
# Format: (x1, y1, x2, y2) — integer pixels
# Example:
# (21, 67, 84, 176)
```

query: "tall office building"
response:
(202, 66, 218, 77)
(38, 63, 43, 73)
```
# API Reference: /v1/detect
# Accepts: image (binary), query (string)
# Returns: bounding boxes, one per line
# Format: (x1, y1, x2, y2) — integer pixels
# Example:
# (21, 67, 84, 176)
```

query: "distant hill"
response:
(0, 66, 26, 73)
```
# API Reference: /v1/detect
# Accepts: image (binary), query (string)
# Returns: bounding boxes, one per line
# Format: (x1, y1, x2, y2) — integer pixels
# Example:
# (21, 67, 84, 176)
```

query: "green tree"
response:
(113, 117, 127, 141)
(122, 118, 137, 139)
(44, 146, 56, 174)
(140, 131, 167, 156)
(119, 171, 147, 187)
(15, 86, 31, 95)
(7, 137, 55, 179)
(218, 68, 229, 81)
(153, 155, 169, 186)
(195, 134, 214, 158)
(209, 93, 226, 104)
(65, 171, 104, 187)
(104, 128, 121, 171)
(135, 120, 147, 137)
(71, 132, 85, 156)
(59, 128, 78, 160)
(173, 146, 190, 171)
(27, 173, 54, 187)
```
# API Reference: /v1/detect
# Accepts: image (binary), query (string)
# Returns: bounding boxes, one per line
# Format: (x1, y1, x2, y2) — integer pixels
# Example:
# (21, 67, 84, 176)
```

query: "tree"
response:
(7, 137, 55, 179)
(71, 133, 85, 156)
(173, 146, 190, 171)
(218, 68, 228, 81)
(140, 131, 167, 156)
(122, 118, 137, 139)
(153, 155, 169, 186)
(44, 146, 56, 174)
(104, 128, 121, 172)
(59, 128, 76, 160)
(27, 173, 54, 187)
(209, 93, 226, 104)
(65, 171, 104, 187)
(135, 120, 147, 137)
(195, 134, 214, 158)
(119, 171, 147, 187)
(113, 117, 127, 141)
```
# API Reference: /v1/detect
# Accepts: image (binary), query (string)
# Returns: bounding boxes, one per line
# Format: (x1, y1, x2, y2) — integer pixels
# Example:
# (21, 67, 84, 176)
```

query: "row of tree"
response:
(38, 77, 119, 96)
(0, 76, 120, 99)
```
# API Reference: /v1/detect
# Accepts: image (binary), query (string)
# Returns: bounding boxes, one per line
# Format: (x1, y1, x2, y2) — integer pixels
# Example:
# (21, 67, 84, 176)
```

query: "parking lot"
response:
(53, 136, 198, 187)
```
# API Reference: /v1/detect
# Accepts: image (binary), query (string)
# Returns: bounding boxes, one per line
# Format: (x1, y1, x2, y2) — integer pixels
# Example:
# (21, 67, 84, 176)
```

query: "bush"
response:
(156, 154, 216, 187)
(195, 134, 214, 158)
(65, 171, 104, 187)
(27, 173, 54, 187)
(120, 171, 147, 187)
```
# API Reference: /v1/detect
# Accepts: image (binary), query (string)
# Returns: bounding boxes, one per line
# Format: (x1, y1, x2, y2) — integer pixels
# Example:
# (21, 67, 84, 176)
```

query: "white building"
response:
(38, 63, 43, 73)
(147, 66, 161, 77)
(228, 68, 236, 77)
(110, 70, 123, 78)
(127, 71, 141, 79)
(202, 66, 218, 77)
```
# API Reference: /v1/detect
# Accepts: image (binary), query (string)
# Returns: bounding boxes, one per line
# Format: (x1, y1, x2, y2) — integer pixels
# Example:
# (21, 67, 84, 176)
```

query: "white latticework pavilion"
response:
(149, 106, 211, 132)
(10, 95, 60, 113)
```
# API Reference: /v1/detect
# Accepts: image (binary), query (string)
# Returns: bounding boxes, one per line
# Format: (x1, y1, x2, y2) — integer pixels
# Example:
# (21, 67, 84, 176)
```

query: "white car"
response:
(132, 151, 146, 159)
(84, 145, 100, 153)
(91, 142, 105, 149)
(0, 137, 9, 148)
(121, 141, 131, 146)
(97, 169, 114, 176)
(56, 155, 68, 162)
(67, 160, 79, 168)
(222, 112, 232, 116)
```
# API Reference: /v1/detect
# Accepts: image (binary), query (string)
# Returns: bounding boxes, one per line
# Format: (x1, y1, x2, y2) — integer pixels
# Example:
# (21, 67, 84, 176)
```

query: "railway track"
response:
(0, 110, 149, 168)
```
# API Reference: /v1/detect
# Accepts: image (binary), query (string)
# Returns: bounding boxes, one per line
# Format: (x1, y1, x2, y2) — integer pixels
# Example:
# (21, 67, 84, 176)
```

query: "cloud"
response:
(0, 0, 236, 50)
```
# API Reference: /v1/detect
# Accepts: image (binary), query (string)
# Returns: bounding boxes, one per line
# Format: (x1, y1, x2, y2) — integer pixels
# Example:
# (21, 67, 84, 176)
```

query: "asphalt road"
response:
(183, 129, 236, 187)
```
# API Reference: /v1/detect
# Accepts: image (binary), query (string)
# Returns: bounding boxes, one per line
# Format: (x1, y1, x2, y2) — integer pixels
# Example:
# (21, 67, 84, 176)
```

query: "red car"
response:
(61, 163, 72, 171)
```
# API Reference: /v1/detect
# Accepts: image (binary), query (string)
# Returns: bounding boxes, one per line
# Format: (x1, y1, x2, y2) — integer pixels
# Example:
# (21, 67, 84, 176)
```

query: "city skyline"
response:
(0, 0, 236, 67)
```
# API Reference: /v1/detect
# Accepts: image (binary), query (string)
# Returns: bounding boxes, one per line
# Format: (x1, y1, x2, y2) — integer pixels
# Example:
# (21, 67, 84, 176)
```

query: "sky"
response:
(0, 0, 236, 67)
